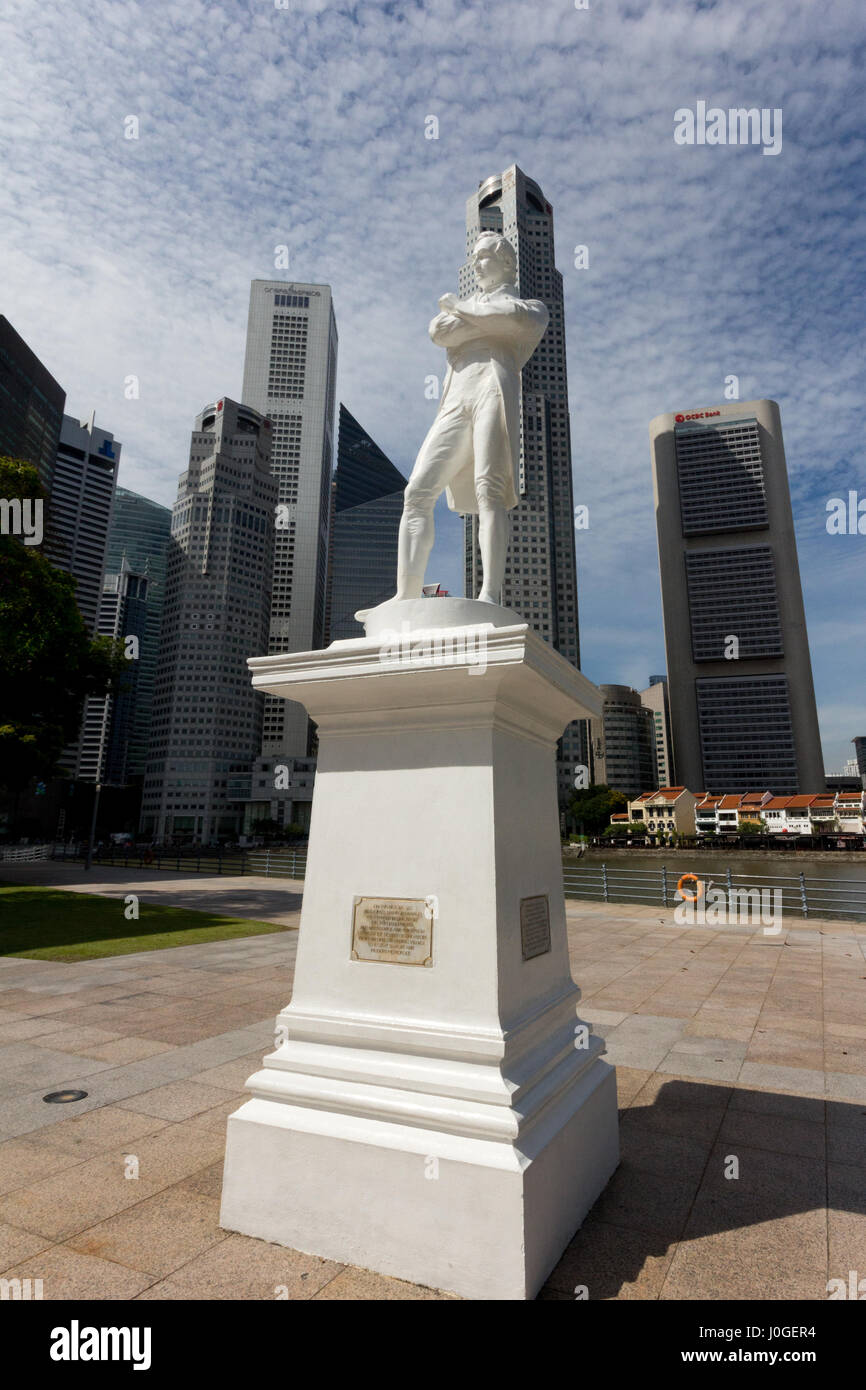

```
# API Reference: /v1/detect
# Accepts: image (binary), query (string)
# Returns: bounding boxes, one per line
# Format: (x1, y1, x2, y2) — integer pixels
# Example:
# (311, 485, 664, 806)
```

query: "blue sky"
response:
(1, 0, 864, 771)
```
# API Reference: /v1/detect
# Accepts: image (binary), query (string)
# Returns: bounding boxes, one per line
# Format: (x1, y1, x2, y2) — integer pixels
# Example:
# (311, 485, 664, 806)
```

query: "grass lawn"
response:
(0, 884, 288, 961)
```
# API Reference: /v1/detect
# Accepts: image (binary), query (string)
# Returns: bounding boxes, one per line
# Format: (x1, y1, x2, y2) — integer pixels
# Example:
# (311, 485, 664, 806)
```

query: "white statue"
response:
(395, 232, 549, 604)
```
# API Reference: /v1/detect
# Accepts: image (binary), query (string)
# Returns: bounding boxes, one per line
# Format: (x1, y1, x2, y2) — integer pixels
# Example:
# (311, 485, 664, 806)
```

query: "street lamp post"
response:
(84, 781, 101, 871)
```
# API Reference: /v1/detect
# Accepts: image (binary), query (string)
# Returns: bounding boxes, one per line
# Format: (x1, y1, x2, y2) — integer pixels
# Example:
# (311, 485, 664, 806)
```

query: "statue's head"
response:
(471, 232, 517, 291)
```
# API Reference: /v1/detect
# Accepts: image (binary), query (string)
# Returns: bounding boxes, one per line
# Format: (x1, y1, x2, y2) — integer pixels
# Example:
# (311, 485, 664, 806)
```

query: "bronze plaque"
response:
(351, 896, 434, 966)
(520, 894, 551, 961)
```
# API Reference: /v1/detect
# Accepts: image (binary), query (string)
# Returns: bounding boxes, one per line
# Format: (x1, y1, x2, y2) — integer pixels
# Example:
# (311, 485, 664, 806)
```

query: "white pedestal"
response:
(220, 601, 619, 1300)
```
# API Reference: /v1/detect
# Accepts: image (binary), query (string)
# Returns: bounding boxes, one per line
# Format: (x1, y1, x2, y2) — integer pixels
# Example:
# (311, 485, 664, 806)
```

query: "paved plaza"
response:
(0, 863, 864, 1299)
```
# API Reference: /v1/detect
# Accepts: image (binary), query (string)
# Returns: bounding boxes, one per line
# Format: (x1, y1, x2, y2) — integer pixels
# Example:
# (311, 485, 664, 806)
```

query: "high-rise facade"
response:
(459, 167, 583, 799)
(327, 405, 406, 642)
(588, 685, 657, 798)
(44, 413, 121, 634)
(103, 487, 172, 779)
(0, 316, 66, 488)
(77, 559, 150, 784)
(141, 398, 277, 843)
(650, 398, 824, 795)
(640, 675, 675, 788)
(241, 281, 338, 756)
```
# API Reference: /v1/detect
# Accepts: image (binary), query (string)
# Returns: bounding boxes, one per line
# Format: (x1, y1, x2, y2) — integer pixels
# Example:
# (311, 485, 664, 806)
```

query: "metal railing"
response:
(562, 862, 866, 922)
(49, 845, 308, 879)
(0, 844, 52, 863)
(39, 847, 866, 921)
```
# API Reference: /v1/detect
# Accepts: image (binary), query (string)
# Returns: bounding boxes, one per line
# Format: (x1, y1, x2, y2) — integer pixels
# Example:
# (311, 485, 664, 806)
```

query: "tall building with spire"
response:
(241, 281, 338, 757)
(460, 166, 584, 798)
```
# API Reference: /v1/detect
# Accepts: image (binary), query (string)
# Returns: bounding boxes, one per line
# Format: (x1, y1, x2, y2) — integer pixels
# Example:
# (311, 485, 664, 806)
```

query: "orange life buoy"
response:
(676, 872, 702, 902)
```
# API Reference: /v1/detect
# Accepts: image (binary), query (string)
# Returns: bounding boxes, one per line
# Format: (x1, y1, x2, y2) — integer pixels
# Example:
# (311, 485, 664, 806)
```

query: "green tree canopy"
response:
(0, 457, 125, 792)
(568, 784, 629, 834)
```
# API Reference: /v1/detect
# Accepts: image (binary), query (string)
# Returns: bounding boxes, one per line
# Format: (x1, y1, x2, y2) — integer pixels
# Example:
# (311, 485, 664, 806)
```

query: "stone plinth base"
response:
(220, 601, 619, 1299)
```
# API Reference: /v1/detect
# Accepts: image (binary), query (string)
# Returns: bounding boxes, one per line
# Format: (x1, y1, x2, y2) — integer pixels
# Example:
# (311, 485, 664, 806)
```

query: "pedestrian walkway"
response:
(0, 882, 863, 1299)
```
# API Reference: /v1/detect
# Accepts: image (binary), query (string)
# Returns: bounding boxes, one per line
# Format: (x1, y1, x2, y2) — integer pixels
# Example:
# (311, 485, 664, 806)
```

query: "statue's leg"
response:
(473, 394, 512, 605)
(396, 406, 470, 600)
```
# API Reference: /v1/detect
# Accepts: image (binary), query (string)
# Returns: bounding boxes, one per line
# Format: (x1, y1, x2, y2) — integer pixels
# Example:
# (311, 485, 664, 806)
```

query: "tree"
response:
(0, 457, 125, 795)
(603, 821, 645, 838)
(568, 784, 629, 835)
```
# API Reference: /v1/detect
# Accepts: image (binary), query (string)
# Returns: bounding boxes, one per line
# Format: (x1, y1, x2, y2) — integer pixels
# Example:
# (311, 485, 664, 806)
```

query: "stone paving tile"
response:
(65, 1187, 229, 1277)
(827, 1162, 866, 1278)
(546, 1216, 677, 1300)
(586, 1163, 697, 1243)
(0, 1152, 170, 1241)
(717, 1108, 826, 1160)
(737, 1061, 827, 1098)
(67, 1037, 176, 1064)
(656, 1054, 744, 1083)
(30, 1023, 126, 1049)
(0, 1017, 67, 1043)
(684, 1141, 826, 1236)
(117, 1080, 236, 1122)
(25, 1105, 171, 1157)
(0, 1136, 88, 1195)
(658, 1211, 828, 1301)
(0, 1218, 55, 1269)
(729, 1086, 824, 1122)
(611, 1065, 653, 1108)
(825, 1072, 866, 1103)
(2, 889, 866, 1299)
(2, 1243, 155, 1299)
(311, 1267, 452, 1300)
(176, 1158, 227, 1198)
(133, 1233, 341, 1300)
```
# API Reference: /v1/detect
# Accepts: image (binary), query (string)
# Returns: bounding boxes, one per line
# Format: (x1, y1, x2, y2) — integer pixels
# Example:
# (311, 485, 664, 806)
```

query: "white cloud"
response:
(1, 0, 864, 770)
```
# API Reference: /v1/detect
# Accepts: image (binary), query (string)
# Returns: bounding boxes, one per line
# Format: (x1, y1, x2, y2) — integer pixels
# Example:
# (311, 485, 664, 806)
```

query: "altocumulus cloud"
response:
(0, 0, 864, 768)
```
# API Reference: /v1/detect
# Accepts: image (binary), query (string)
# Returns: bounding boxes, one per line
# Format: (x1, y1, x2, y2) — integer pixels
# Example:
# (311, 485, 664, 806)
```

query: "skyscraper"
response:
(588, 685, 657, 798)
(77, 559, 150, 785)
(327, 405, 406, 642)
(103, 487, 172, 779)
(640, 675, 675, 788)
(141, 398, 277, 843)
(459, 167, 583, 799)
(241, 281, 338, 756)
(44, 413, 120, 634)
(0, 316, 65, 488)
(650, 398, 824, 795)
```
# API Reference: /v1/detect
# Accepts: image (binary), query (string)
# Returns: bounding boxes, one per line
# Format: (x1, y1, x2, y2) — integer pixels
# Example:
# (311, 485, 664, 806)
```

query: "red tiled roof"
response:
(718, 794, 743, 809)
(762, 797, 792, 809)
(610, 813, 629, 821)
(786, 795, 818, 809)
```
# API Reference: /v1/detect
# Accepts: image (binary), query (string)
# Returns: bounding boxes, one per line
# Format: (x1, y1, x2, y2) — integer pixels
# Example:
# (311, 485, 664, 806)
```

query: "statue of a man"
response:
(395, 232, 549, 604)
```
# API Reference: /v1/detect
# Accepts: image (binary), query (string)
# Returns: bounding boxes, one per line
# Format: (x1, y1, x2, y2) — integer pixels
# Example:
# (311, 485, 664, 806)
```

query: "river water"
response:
(574, 850, 866, 883)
